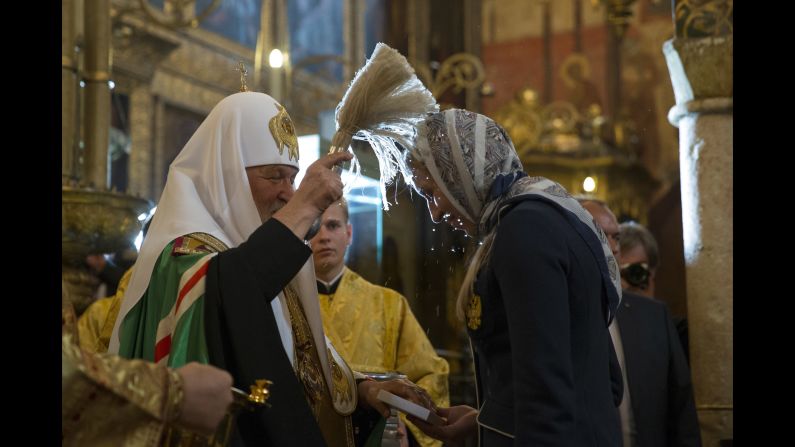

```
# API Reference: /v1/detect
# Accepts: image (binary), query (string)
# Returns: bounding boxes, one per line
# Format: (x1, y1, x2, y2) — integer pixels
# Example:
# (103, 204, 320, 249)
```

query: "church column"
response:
(604, 0, 637, 118)
(254, 0, 273, 92)
(463, 0, 482, 112)
(541, 0, 552, 105)
(663, 20, 733, 446)
(128, 86, 154, 200)
(83, 0, 111, 189)
(152, 96, 167, 198)
(343, 0, 365, 82)
(407, 0, 430, 68)
(63, 0, 77, 183)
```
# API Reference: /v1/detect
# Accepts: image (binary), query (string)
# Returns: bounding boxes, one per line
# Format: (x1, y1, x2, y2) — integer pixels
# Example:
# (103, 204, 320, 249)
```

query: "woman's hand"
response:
(407, 405, 478, 447)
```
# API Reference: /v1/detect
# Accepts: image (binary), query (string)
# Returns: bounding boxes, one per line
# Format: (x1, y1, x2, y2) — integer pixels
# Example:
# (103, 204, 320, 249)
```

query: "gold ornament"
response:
(466, 294, 482, 330)
(268, 103, 299, 162)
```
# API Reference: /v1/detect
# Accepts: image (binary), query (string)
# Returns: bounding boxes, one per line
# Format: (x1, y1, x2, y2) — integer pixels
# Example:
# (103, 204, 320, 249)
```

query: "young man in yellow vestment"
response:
(311, 199, 450, 447)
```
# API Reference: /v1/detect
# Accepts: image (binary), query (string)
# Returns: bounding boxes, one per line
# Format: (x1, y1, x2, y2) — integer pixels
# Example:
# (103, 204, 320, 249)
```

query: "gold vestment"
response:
(318, 268, 450, 447)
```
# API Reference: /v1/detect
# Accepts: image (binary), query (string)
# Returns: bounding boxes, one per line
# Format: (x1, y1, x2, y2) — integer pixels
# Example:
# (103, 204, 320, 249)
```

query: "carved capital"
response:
(663, 36, 732, 125)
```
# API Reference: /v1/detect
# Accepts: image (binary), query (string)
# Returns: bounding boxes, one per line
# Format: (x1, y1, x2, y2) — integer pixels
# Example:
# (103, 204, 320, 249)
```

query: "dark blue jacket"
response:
(470, 198, 622, 446)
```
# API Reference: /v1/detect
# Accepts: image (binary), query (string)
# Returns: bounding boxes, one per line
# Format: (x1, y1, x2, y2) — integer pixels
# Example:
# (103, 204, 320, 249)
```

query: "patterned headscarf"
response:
(408, 109, 622, 326)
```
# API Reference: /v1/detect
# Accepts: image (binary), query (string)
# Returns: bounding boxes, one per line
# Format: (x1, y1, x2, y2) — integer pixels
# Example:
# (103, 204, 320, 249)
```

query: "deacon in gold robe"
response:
(311, 200, 450, 447)
(77, 266, 133, 353)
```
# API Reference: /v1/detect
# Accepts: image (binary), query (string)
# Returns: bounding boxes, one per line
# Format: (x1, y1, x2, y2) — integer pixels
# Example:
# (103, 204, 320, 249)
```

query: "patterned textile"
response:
(284, 285, 355, 447)
(63, 290, 182, 447)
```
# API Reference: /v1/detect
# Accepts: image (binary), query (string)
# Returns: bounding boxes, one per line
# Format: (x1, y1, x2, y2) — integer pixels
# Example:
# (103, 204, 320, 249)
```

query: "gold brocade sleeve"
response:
(64, 279, 187, 446)
(62, 333, 183, 446)
(77, 296, 115, 353)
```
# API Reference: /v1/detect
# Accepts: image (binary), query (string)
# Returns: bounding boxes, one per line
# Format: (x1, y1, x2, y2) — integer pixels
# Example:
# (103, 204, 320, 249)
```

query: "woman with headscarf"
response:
(390, 109, 624, 446)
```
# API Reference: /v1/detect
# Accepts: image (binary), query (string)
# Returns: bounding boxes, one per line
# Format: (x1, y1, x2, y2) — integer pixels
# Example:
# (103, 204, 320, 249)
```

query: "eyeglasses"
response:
(620, 262, 650, 289)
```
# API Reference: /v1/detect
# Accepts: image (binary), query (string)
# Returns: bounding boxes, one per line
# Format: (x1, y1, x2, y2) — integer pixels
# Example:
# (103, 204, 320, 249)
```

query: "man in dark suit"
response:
(581, 199, 701, 447)
(619, 221, 690, 364)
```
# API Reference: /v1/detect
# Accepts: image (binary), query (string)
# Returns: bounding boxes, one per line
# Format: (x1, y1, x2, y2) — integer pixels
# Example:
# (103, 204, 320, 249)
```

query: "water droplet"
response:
(435, 305, 440, 317)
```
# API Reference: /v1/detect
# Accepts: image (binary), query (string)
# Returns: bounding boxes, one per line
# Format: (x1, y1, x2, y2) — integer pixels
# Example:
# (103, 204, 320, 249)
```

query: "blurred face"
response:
(410, 159, 477, 236)
(581, 201, 620, 257)
(245, 164, 298, 222)
(310, 202, 352, 278)
(619, 243, 655, 297)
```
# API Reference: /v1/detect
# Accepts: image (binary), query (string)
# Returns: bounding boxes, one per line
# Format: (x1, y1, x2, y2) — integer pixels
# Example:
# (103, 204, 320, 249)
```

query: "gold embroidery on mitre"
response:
(466, 294, 482, 330)
(268, 103, 299, 162)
